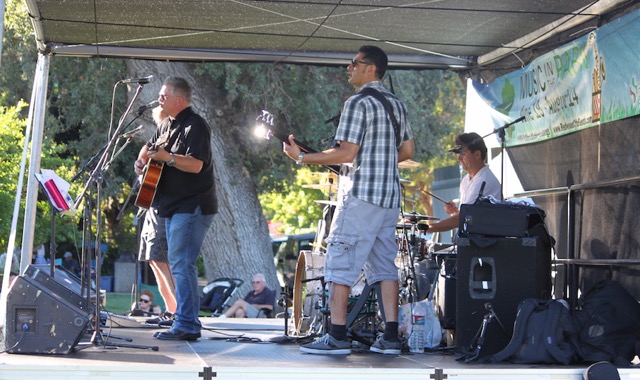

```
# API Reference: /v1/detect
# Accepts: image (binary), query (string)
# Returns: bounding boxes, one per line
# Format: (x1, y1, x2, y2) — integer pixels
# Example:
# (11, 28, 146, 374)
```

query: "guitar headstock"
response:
(255, 110, 275, 141)
(253, 109, 339, 174)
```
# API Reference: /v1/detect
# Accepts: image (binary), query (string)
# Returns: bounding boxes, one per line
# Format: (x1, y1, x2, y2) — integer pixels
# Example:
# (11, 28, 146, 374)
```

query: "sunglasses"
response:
(139, 298, 151, 303)
(350, 58, 371, 66)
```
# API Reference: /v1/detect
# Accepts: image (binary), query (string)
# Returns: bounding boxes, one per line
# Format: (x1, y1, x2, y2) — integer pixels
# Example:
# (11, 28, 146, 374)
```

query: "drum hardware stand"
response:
(457, 302, 506, 363)
(346, 281, 385, 347)
(277, 283, 293, 336)
(398, 214, 426, 302)
(310, 276, 329, 337)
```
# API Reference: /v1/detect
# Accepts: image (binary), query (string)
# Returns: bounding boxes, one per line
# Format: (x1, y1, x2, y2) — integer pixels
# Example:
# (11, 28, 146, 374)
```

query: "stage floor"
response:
(0, 317, 638, 380)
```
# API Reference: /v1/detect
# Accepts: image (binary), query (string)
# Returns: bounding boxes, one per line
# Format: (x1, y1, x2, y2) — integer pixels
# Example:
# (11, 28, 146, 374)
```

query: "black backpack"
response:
(572, 280, 640, 366)
(493, 298, 576, 364)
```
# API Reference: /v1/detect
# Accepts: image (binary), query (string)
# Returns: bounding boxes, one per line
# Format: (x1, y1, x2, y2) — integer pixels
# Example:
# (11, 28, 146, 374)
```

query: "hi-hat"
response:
(314, 200, 338, 207)
(402, 212, 439, 221)
(398, 159, 421, 169)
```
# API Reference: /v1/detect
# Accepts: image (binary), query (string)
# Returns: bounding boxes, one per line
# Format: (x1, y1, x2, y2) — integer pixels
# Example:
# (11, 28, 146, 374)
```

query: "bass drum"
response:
(292, 250, 325, 335)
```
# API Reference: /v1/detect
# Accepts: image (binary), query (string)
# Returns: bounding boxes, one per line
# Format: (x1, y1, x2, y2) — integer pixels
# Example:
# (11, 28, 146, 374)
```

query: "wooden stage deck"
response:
(0, 317, 638, 380)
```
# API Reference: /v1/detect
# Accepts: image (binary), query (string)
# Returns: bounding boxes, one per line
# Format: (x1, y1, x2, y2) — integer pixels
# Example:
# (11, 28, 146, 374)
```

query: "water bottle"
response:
(408, 312, 425, 353)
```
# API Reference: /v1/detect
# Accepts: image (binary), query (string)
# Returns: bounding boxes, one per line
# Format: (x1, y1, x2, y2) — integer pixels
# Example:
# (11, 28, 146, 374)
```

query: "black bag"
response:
(583, 361, 620, 380)
(493, 298, 576, 364)
(572, 280, 640, 366)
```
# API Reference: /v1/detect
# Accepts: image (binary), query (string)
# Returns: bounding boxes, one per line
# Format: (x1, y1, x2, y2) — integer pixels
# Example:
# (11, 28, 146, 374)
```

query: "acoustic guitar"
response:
(256, 110, 339, 174)
(134, 134, 170, 209)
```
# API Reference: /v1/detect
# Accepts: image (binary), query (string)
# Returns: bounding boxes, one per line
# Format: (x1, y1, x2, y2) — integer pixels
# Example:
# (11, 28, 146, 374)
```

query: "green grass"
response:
(103, 292, 136, 315)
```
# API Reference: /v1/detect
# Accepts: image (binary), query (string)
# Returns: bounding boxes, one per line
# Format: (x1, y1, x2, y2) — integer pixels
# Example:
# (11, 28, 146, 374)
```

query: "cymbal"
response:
(314, 200, 338, 207)
(302, 183, 337, 190)
(398, 159, 421, 169)
(402, 212, 439, 221)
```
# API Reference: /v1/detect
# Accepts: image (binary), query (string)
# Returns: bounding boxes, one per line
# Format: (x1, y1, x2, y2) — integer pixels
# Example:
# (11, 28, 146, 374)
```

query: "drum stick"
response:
(421, 189, 448, 204)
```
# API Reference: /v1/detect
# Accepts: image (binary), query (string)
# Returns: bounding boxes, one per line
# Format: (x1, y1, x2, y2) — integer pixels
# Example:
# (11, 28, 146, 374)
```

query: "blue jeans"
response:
(165, 207, 214, 333)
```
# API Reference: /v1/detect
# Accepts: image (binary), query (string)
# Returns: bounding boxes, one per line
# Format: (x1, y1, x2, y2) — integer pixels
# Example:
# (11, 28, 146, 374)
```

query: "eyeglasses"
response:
(139, 298, 151, 303)
(350, 58, 371, 66)
(252, 281, 262, 284)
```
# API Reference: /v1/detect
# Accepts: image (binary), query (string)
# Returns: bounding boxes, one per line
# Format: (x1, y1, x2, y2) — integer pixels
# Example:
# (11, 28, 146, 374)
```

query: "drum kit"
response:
(288, 164, 447, 341)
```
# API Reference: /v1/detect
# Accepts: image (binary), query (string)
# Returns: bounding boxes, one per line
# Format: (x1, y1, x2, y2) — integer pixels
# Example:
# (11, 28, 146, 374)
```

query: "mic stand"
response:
(498, 126, 507, 201)
(269, 284, 302, 343)
(74, 82, 158, 351)
(70, 112, 143, 184)
(474, 117, 525, 201)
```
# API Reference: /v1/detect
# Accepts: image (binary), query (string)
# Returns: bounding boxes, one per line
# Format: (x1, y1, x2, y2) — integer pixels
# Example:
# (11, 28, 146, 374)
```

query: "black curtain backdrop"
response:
(508, 115, 640, 298)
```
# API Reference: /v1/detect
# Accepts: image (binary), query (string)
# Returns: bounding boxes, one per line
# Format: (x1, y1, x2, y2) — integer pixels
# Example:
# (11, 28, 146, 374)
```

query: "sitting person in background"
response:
(131, 289, 162, 317)
(219, 274, 275, 318)
(61, 251, 81, 276)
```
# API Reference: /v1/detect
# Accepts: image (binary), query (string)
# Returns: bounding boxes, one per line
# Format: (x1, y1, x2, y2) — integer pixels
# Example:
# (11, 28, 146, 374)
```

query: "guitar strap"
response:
(359, 87, 401, 149)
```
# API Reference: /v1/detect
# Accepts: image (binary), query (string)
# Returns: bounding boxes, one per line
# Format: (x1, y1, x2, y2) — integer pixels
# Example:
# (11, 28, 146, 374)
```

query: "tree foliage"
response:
(1, 0, 467, 272)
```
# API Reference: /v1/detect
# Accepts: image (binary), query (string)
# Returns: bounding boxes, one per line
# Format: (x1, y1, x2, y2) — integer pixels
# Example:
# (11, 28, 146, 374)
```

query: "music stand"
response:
(72, 81, 158, 351)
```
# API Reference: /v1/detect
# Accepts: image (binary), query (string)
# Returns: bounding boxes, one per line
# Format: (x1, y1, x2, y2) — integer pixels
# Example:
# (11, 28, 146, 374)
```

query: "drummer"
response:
(427, 132, 501, 233)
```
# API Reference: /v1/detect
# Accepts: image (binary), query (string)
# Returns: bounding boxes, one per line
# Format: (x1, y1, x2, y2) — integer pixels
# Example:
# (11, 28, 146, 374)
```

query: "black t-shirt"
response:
(148, 107, 218, 218)
(244, 287, 276, 307)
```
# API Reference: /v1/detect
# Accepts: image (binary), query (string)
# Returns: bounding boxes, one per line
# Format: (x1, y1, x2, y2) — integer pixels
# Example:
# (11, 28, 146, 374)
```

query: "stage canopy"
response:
(22, 0, 636, 71)
(10, 0, 640, 300)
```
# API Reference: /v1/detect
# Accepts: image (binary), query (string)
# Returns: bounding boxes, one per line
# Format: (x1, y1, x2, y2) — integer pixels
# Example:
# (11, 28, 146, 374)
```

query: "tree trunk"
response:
(126, 60, 278, 299)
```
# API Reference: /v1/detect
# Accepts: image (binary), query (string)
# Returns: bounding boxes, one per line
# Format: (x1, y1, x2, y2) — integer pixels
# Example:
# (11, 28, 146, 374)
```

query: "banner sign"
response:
(472, 9, 640, 147)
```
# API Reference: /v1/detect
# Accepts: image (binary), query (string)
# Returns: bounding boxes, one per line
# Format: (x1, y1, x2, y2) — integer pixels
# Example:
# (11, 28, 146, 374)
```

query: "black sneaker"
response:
(300, 333, 351, 355)
(370, 335, 402, 355)
(146, 311, 174, 326)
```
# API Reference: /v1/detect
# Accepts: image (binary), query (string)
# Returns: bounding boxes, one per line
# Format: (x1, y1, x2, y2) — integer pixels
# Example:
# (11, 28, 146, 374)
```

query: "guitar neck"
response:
(269, 127, 339, 174)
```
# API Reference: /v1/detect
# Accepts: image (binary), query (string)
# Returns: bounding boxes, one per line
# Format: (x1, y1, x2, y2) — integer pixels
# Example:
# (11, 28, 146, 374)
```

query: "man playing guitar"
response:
(134, 76, 217, 341)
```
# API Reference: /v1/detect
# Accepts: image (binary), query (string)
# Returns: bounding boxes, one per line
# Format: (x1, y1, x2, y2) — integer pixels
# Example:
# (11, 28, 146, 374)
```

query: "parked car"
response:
(272, 232, 315, 286)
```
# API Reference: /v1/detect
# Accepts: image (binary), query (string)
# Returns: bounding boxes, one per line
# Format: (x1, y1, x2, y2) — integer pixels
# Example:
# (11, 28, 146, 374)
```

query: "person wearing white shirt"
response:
(428, 132, 501, 233)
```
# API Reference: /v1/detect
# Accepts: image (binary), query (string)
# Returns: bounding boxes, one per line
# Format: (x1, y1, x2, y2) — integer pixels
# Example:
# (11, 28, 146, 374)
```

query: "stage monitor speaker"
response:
(27, 264, 94, 314)
(5, 275, 91, 354)
(455, 236, 551, 360)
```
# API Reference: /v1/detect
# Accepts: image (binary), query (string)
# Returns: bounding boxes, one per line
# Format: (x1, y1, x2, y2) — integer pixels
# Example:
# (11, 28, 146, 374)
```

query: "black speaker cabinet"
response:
(435, 256, 456, 330)
(5, 274, 91, 354)
(455, 236, 551, 359)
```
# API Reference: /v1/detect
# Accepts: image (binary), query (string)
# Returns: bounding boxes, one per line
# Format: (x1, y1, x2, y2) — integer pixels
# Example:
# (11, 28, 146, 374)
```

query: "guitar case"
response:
(583, 361, 620, 380)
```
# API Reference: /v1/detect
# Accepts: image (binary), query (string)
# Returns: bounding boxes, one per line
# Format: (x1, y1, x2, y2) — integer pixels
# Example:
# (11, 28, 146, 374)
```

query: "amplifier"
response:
(459, 201, 546, 238)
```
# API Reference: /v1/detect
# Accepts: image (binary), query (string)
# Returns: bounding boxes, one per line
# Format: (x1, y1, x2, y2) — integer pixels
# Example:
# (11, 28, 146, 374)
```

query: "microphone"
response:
(120, 75, 153, 85)
(120, 125, 146, 139)
(474, 181, 486, 203)
(502, 116, 526, 128)
(137, 100, 159, 115)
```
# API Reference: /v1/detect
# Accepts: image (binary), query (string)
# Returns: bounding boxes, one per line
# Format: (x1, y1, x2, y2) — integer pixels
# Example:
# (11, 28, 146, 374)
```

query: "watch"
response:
(296, 152, 305, 165)
(167, 153, 176, 167)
